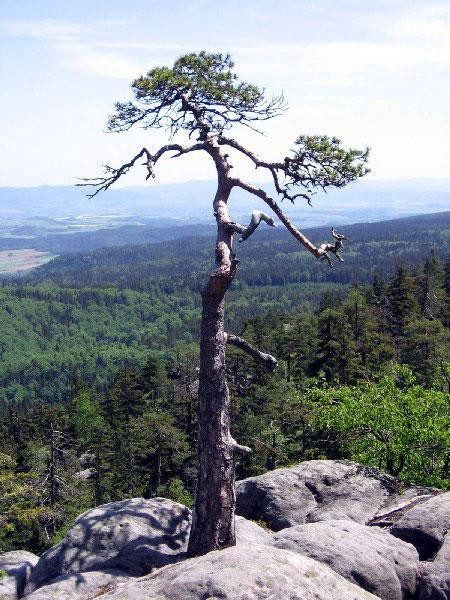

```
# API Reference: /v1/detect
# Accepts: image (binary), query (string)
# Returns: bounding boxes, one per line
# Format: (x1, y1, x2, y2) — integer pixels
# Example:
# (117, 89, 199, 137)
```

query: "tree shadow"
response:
(27, 497, 192, 593)
(0, 557, 36, 598)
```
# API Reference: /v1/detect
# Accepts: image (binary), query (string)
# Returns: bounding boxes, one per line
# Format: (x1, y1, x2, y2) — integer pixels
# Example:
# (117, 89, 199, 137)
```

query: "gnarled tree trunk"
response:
(187, 180, 239, 556)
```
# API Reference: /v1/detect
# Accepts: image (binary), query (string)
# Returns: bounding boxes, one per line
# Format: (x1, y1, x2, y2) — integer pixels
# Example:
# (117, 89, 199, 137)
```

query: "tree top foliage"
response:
(108, 51, 285, 135)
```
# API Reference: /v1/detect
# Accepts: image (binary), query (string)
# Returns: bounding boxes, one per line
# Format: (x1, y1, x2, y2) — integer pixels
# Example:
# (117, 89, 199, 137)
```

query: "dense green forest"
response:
(1, 244, 449, 553)
(0, 212, 448, 404)
(0, 212, 449, 553)
(24, 211, 450, 289)
(0, 283, 343, 404)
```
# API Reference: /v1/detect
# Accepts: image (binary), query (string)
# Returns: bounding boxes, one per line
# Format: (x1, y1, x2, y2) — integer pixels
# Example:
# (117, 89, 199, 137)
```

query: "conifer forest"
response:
(1, 214, 449, 553)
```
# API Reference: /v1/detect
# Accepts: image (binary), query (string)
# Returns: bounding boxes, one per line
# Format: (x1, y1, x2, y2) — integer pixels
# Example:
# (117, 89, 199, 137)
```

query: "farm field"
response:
(0, 248, 55, 273)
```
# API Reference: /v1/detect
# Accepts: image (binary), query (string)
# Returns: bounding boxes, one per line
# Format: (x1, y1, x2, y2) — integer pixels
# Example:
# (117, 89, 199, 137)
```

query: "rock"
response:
(235, 516, 273, 546)
(236, 459, 404, 530)
(0, 576, 17, 600)
(97, 544, 380, 599)
(79, 453, 95, 468)
(72, 467, 95, 481)
(25, 569, 131, 600)
(0, 551, 39, 599)
(390, 492, 450, 559)
(24, 497, 273, 596)
(25, 498, 191, 594)
(369, 491, 440, 528)
(273, 519, 419, 600)
(419, 535, 450, 600)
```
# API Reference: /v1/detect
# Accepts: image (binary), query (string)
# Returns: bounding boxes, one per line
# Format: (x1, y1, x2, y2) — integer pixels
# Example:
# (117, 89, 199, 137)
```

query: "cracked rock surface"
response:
(272, 519, 419, 600)
(96, 544, 380, 600)
(235, 459, 437, 531)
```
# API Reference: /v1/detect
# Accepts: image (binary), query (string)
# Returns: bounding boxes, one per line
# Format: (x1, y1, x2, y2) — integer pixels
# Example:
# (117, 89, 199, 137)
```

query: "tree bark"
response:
(187, 177, 239, 556)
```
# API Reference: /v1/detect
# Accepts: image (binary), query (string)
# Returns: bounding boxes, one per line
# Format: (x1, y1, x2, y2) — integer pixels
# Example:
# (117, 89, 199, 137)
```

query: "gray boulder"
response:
(0, 576, 17, 600)
(419, 535, 450, 600)
(25, 498, 191, 594)
(0, 551, 39, 599)
(236, 459, 403, 530)
(273, 519, 419, 600)
(24, 498, 270, 595)
(391, 492, 450, 559)
(79, 453, 95, 468)
(25, 569, 131, 600)
(72, 467, 95, 481)
(235, 515, 273, 546)
(97, 544, 381, 599)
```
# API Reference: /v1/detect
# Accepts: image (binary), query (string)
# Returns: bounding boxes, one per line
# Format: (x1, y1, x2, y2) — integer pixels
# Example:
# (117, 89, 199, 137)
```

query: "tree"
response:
(387, 262, 419, 340)
(80, 51, 369, 556)
(419, 249, 445, 320)
(0, 452, 46, 552)
(312, 366, 449, 488)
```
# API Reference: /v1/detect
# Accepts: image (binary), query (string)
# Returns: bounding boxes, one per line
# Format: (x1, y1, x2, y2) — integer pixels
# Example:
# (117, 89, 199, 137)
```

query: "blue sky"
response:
(1, 0, 449, 187)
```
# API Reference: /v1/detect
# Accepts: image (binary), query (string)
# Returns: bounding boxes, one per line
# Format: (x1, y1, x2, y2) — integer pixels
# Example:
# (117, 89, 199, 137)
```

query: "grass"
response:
(0, 249, 56, 274)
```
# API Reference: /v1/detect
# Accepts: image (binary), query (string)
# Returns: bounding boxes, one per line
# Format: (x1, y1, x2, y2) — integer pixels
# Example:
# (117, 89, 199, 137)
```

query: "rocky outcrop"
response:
(235, 459, 429, 530)
(79, 453, 95, 468)
(25, 498, 191, 594)
(0, 551, 39, 600)
(273, 519, 419, 600)
(419, 535, 450, 600)
(23, 498, 272, 596)
(235, 460, 441, 532)
(96, 544, 380, 600)
(390, 492, 450, 560)
(235, 515, 273, 546)
(8, 461, 447, 600)
(72, 467, 95, 481)
(25, 570, 131, 600)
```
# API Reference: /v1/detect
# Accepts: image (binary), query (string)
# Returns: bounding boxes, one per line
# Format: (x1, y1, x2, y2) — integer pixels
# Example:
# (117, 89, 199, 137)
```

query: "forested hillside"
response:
(0, 222, 213, 254)
(0, 283, 342, 405)
(0, 212, 448, 405)
(25, 211, 450, 289)
(1, 249, 449, 553)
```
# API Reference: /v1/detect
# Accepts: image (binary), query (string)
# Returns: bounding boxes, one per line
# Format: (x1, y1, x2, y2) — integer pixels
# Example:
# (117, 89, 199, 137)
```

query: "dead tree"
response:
(79, 52, 369, 557)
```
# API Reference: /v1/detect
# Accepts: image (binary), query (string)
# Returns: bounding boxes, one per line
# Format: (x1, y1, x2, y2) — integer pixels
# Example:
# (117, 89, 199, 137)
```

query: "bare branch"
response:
(77, 143, 205, 197)
(230, 179, 348, 266)
(225, 332, 278, 370)
(231, 178, 321, 257)
(227, 210, 276, 241)
(228, 436, 251, 454)
(219, 135, 297, 200)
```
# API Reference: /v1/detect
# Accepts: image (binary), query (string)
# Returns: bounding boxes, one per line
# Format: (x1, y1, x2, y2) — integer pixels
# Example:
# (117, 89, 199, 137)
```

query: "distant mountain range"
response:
(1, 178, 449, 227)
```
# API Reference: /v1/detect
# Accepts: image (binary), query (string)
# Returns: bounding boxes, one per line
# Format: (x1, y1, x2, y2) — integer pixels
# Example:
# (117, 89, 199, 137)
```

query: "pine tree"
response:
(101, 365, 145, 499)
(315, 308, 358, 384)
(419, 249, 445, 321)
(387, 262, 419, 339)
(444, 253, 450, 328)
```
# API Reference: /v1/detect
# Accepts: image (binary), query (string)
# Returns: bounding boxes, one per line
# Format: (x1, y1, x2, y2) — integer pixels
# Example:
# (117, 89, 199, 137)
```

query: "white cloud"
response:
(4, 5, 450, 86)
(55, 41, 146, 79)
(1, 19, 147, 79)
(2, 19, 92, 42)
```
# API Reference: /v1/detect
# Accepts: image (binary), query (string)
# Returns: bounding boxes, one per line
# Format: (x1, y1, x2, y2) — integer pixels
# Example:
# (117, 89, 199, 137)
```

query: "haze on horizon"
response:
(1, 0, 449, 189)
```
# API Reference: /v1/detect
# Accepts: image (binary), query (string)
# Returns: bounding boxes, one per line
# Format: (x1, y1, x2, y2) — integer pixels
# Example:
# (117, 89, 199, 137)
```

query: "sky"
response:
(1, 0, 449, 187)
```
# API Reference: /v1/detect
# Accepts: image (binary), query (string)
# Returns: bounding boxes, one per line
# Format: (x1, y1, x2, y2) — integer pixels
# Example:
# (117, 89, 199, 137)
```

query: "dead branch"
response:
(225, 332, 278, 370)
(227, 210, 276, 241)
(230, 178, 347, 266)
(317, 227, 348, 267)
(76, 143, 205, 197)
